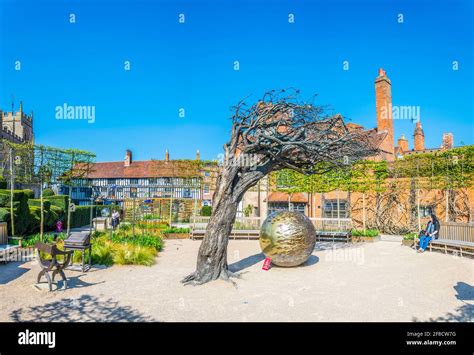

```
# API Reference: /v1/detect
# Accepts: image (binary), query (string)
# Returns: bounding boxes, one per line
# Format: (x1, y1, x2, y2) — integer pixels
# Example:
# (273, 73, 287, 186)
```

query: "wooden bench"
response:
(416, 222, 474, 257)
(426, 239, 474, 257)
(35, 242, 73, 291)
(190, 229, 260, 240)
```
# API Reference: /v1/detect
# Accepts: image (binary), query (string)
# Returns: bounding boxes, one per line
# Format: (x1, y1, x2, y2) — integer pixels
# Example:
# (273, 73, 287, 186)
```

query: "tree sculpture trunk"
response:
(182, 89, 384, 285)
(183, 163, 265, 284)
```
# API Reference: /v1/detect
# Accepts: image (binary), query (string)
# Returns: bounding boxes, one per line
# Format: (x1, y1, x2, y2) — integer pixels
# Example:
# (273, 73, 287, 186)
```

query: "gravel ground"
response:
(0, 240, 472, 322)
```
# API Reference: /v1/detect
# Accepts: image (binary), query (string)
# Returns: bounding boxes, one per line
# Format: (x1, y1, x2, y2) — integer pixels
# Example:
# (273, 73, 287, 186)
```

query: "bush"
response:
(111, 232, 163, 250)
(24, 189, 35, 199)
(0, 207, 11, 225)
(162, 227, 189, 234)
(201, 205, 212, 216)
(0, 190, 30, 235)
(112, 244, 156, 266)
(21, 232, 67, 247)
(72, 234, 157, 266)
(69, 206, 96, 228)
(351, 229, 380, 237)
(45, 195, 69, 211)
(43, 188, 55, 197)
(0, 177, 6, 189)
(28, 199, 52, 211)
(403, 232, 417, 240)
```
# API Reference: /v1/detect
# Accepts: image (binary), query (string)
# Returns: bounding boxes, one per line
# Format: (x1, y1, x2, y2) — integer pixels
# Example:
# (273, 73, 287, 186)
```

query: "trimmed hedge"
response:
(45, 195, 69, 210)
(24, 189, 35, 199)
(69, 206, 98, 228)
(0, 190, 30, 235)
(28, 199, 52, 211)
(43, 188, 55, 197)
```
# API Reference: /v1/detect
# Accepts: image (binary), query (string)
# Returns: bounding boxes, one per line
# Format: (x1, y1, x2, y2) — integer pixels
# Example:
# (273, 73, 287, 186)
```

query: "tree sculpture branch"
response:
(182, 89, 385, 285)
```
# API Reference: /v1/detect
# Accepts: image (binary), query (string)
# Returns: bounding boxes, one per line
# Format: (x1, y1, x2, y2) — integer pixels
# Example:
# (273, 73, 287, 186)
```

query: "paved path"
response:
(0, 240, 472, 322)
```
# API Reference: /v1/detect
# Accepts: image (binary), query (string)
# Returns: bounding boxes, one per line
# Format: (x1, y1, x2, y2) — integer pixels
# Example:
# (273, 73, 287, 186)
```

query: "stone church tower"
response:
(375, 68, 394, 161)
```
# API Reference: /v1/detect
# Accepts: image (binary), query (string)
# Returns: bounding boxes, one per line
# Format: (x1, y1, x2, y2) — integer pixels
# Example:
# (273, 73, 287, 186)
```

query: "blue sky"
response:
(0, 0, 472, 162)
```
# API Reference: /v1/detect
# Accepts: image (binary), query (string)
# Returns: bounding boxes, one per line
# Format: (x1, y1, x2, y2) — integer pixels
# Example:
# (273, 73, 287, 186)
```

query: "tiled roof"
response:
(85, 160, 202, 179)
(266, 192, 308, 203)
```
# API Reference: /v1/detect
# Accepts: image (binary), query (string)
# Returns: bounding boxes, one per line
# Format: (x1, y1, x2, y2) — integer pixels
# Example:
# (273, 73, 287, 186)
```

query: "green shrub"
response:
(28, 206, 41, 234)
(21, 232, 67, 247)
(403, 232, 417, 240)
(162, 227, 189, 234)
(24, 189, 35, 199)
(351, 229, 380, 237)
(45, 195, 69, 211)
(0, 177, 7, 189)
(69, 205, 96, 228)
(201, 205, 212, 216)
(111, 232, 163, 250)
(43, 188, 55, 197)
(0, 190, 30, 235)
(28, 199, 52, 211)
(0, 207, 11, 226)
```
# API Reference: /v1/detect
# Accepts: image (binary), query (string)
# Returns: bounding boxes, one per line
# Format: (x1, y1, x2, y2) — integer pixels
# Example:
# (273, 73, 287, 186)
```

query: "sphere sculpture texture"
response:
(259, 211, 316, 267)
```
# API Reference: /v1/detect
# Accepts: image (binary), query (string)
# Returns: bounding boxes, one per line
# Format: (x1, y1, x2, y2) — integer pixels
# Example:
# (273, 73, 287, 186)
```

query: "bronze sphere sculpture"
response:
(259, 211, 316, 267)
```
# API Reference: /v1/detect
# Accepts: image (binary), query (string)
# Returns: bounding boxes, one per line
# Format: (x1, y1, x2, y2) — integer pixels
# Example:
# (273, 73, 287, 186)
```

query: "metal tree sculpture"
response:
(182, 90, 385, 285)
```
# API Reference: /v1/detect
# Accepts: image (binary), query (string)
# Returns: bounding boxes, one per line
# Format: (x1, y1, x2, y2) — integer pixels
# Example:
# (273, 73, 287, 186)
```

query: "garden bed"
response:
(351, 229, 380, 242)
(163, 233, 189, 239)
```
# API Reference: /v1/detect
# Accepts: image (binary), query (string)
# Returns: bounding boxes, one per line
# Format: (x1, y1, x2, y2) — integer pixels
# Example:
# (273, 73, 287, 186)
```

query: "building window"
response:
(204, 171, 210, 177)
(107, 178, 116, 185)
(418, 206, 433, 217)
(130, 178, 138, 185)
(203, 184, 210, 194)
(183, 188, 191, 198)
(323, 199, 348, 219)
(268, 202, 306, 215)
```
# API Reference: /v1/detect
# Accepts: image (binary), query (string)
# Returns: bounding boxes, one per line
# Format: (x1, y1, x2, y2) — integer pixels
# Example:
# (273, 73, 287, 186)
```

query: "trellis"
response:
(0, 140, 96, 238)
(273, 146, 474, 232)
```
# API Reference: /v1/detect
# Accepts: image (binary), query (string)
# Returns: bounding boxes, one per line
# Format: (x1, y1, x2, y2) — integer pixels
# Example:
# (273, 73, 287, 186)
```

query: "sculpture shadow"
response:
(10, 294, 154, 322)
(229, 252, 266, 273)
(454, 282, 474, 302)
(0, 261, 30, 285)
(301, 255, 319, 267)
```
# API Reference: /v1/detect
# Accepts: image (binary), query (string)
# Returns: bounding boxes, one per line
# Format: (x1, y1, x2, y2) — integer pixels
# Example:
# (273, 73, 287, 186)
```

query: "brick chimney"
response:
(124, 149, 132, 167)
(375, 68, 394, 160)
(397, 134, 409, 152)
(413, 121, 425, 151)
(441, 133, 454, 150)
(196, 150, 200, 161)
(165, 149, 169, 162)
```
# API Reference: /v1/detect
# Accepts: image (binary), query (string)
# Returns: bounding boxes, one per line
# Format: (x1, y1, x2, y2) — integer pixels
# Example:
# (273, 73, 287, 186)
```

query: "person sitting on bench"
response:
(418, 214, 440, 253)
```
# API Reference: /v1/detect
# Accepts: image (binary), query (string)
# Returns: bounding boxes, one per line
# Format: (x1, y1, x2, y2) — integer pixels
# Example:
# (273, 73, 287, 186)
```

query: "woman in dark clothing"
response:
(418, 214, 440, 252)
